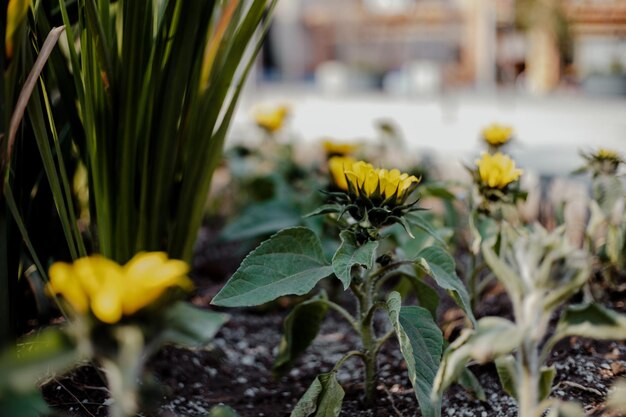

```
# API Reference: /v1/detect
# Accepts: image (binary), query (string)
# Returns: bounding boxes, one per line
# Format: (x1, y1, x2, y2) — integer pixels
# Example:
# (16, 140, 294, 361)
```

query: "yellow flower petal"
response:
(48, 263, 89, 314)
(5, 0, 31, 59)
(91, 284, 123, 324)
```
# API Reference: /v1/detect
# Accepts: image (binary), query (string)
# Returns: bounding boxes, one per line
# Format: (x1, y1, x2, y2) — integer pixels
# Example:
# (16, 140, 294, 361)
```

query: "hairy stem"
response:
(517, 337, 539, 417)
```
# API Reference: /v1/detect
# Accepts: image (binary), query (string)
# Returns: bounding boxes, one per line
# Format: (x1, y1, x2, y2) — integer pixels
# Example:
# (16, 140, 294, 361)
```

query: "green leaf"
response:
(406, 213, 445, 245)
(394, 265, 439, 319)
(494, 355, 518, 399)
(159, 302, 228, 347)
(332, 231, 378, 289)
(291, 372, 344, 417)
(555, 303, 626, 341)
(539, 365, 556, 402)
(304, 204, 343, 218)
(458, 368, 487, 402)
(206, 405, 239, 417)
(415, 246, 476, 326)
(220, 200, 302, 241)
(212, 227, 334, 307)
(386, 292, 443, 417)
(274, 295, 329, 376)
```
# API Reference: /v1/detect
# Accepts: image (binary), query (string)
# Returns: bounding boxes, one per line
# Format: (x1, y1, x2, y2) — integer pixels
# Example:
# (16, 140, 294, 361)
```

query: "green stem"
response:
(331, 350, 367, 373)
(359, 273, 378, 405)
(323, 299, 360, 334)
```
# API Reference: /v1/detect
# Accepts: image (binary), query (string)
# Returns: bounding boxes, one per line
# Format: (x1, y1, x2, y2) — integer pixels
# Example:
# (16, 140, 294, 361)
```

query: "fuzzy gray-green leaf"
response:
(212, 227, 333, 307)
(556, 303, 626, 341)
(332, 231, 378, 289)
(387, 292, 443, 417)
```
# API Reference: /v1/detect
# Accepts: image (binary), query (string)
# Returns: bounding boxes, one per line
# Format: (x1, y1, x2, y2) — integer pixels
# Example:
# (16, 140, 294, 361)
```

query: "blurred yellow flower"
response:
(329, 157, 420, 204)
(254, 105, 289, 133)
(596, 148, 621, 161)
(322, 140, 359, 157)
(482, 124, 513, 147)
(476, 152, 523, 189)
(48, 252, 192, 324)
(5, 0, 32, 59)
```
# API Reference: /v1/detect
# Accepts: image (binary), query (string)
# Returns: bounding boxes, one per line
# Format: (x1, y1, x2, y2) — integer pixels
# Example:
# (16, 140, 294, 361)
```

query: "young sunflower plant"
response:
(213, 157, 476, 417)
(464, 151, 526, 309)
(433, 224, 626, 417)
(576, 148, 626, 287)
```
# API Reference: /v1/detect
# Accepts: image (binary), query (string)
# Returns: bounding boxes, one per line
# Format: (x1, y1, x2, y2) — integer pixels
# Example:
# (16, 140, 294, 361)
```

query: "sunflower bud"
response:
(326, 157, 421, 231)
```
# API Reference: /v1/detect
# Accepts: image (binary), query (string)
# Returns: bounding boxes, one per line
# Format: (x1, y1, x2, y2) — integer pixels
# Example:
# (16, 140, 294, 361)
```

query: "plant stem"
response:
(359, 273, 378, 405)
(517, 338, 539, 417)
(323, 299, 360, 334)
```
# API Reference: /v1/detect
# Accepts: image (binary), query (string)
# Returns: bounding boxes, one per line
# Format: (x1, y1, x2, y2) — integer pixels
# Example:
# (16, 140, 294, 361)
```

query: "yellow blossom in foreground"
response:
(322, 140, 359, 157)
(48, 252, 192, 324)
(254, 105, 289, 133)
(476, 152, 523, 189)
(482, 124, 513, 147)
(329, 157, 420, 204)
(5, 0, 32, 59)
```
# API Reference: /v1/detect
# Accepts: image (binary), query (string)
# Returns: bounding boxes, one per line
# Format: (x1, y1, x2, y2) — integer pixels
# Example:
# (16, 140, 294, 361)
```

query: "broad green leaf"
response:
(291, 373, 344, 417)
(555, 303, 626, 341)
(433, 317, 522, 401)
(220, 200, 301, 241)
(274, 295, 329, 376)
(332, 231, 378, 289)
(159, 302, 228, 347)
(415, 246, 476, 326)
(395, 265, 439, 319)
(494, 355, 518, 399)
(212, 227, 334, 307)
(411, 278, 440, 319)
(406, 213, 445, 245)
(206, 405, 239, 417)
(387, 292, 443, 417)
(539, 366, 556, 402)
(458, 368, 486, 402)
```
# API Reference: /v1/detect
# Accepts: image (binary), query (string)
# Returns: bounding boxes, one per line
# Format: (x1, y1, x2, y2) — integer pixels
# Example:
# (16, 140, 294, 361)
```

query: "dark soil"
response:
(42, 286, 626, 417)
(40, 223, 626, 416)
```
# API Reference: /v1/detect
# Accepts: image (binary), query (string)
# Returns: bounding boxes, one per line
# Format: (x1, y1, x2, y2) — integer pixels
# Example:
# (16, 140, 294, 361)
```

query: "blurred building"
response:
(265, 0, 626, 95)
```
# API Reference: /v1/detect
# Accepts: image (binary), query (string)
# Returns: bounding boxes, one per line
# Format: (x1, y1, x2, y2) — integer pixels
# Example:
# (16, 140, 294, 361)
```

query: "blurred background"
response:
(231, 0, 626, 175)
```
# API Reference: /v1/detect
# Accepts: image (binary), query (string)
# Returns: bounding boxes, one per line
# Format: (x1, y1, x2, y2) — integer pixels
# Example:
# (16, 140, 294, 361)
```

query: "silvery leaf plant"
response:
(213, 160, 476, 417)
(433, 224, 626, 417)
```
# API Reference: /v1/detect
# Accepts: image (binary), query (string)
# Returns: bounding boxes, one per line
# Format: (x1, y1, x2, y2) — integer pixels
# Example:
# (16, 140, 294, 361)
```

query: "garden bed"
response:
(41, 272, 626, 417)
